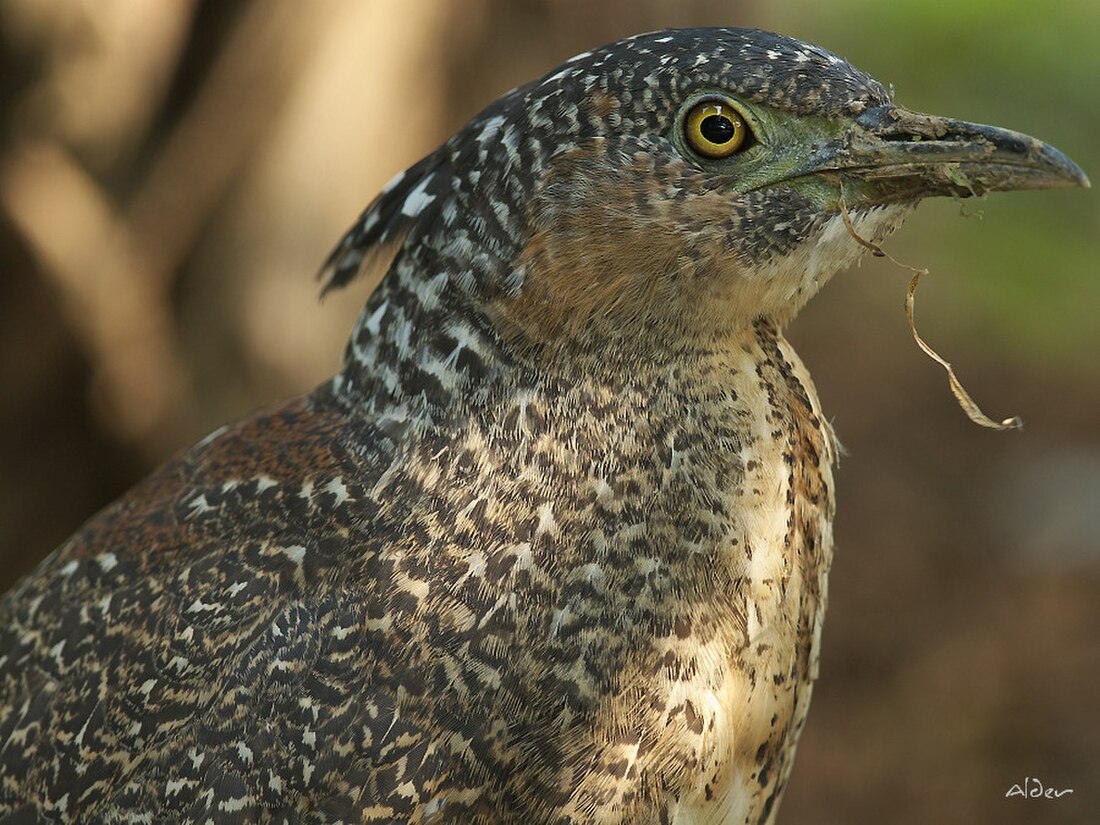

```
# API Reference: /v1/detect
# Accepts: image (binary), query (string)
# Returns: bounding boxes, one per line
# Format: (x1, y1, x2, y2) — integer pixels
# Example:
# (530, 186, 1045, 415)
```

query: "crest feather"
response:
(319, 151, 449, 295)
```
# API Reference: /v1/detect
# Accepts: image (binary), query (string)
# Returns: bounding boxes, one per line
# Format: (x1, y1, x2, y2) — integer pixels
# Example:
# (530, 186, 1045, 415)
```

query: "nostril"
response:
(889, 132, 934, 144)
(878, 130, 924, 143)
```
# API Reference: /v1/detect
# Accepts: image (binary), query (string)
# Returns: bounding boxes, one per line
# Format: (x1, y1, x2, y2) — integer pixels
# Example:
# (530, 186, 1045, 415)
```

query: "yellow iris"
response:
(684, 100, 748, 159)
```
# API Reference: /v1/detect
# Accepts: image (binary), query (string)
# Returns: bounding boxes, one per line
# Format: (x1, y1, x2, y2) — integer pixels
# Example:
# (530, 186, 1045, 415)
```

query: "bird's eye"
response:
(684, 99, 750, 159)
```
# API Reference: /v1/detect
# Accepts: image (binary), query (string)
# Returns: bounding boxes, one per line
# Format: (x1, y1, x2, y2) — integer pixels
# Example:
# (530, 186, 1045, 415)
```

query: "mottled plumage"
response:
(0, 27, 1085, 825)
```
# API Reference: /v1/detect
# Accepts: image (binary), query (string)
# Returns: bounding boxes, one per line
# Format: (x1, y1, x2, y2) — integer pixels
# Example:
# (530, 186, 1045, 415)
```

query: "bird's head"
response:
(324, 28, 1087, 369)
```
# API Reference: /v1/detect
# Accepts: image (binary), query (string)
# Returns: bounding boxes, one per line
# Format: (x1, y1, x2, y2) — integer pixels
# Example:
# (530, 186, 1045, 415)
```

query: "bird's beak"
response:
(797, 104, 1089, 205)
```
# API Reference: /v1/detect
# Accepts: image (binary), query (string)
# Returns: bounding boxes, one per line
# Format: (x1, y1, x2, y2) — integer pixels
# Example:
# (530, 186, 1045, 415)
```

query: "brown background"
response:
(1, 2, 1097, 823)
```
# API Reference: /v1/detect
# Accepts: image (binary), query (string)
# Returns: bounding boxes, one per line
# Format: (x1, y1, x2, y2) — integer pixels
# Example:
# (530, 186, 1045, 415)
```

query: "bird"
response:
(0, 27, 1087, 825)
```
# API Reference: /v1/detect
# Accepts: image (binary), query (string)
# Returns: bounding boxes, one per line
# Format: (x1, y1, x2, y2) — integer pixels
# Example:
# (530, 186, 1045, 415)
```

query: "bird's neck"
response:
(331, 248, 836, 430)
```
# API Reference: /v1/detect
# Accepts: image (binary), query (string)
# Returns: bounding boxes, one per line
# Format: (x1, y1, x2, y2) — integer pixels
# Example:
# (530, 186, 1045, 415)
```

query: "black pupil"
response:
(700, 114, 736, 144)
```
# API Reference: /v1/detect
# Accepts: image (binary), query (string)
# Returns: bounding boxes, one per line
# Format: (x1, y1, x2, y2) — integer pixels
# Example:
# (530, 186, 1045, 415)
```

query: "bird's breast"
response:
(420, 320, 836, 821)
(633, 322, 836, 824)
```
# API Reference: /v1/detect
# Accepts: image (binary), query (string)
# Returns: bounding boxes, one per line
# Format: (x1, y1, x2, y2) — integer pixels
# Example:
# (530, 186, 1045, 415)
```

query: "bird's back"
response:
(0, 392, 396, 821)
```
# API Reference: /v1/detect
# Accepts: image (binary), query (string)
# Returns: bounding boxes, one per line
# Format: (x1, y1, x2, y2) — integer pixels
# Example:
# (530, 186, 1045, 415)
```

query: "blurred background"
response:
(0, 1, 1096, 822)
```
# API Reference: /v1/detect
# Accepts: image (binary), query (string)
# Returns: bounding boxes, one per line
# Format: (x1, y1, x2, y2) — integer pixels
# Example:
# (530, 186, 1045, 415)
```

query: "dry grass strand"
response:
(835, 187, 1022, 432)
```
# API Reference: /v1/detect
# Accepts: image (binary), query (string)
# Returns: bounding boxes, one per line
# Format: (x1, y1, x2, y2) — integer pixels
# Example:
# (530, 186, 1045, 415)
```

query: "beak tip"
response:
(1035, 142, 1089, 191)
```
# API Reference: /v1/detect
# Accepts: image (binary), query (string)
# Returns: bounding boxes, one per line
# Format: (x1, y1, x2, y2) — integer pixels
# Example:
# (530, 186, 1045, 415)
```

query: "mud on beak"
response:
(802, 104, 1090, 205)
